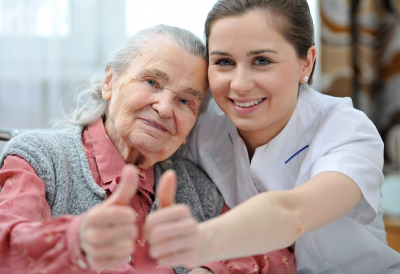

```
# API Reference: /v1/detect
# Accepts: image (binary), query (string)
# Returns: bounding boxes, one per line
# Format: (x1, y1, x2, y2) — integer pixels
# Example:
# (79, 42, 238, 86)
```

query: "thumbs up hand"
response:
(79, 164, 139, 272)
(145, 170, 202, 269)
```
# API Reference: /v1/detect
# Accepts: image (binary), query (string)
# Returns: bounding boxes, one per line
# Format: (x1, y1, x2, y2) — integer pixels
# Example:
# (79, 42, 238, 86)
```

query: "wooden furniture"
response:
(384, 216, 400, 252)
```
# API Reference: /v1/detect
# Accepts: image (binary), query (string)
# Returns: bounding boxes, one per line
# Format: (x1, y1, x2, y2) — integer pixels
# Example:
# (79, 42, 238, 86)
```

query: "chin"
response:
(232, 119, 264, 132)
(135, 141, 163, 154)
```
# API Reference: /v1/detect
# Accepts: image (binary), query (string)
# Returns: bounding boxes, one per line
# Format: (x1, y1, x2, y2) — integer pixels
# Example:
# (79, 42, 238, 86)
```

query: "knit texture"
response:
(0, 126, 224, 274)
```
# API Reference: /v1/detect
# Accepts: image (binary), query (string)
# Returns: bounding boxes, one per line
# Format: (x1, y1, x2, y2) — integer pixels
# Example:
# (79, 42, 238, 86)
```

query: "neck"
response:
(238, 102, 297, 162)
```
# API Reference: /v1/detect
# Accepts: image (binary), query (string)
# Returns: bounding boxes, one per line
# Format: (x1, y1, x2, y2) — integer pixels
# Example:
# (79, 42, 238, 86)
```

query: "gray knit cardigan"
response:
(0, 126, 224, 274)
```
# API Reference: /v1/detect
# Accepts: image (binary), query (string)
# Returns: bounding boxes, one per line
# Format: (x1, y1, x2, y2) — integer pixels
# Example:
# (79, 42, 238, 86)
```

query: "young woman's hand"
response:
(145, 170, 205, 268)
(78, 165, 139, 272)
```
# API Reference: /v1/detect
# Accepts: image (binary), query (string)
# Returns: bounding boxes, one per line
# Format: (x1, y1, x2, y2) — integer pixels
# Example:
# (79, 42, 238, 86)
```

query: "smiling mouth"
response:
(140, 119, 169, 133)
(231, 98, 265, 108)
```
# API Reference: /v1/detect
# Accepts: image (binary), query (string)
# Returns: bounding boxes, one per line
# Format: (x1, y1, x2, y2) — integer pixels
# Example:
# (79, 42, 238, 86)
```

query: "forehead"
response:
(127, 36, 208, 90)
(208, 11, 292, 52)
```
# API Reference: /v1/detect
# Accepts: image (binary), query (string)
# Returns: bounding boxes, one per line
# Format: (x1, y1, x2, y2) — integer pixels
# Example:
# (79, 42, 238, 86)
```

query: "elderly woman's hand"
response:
(79, 165, 139, 272)
(145, 170, 204, 269)
(188, 268, 214, 274)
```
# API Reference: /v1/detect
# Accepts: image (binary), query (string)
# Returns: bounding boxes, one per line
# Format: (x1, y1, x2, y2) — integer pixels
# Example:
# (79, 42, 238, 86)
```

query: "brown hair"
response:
(205, 0, 316, 85)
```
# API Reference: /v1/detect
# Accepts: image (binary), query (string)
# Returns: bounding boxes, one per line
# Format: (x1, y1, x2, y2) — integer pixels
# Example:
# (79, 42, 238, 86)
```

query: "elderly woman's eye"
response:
(179, 99, 190, 105)
(146, 79, 157, 87)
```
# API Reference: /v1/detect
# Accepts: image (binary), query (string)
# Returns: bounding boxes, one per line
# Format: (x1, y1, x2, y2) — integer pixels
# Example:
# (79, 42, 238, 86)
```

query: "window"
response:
(0, 0, 70, 37)
(126, 0, 319, 41)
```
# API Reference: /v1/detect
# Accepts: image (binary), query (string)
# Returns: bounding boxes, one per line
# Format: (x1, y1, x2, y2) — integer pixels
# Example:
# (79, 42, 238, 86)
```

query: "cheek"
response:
(175, 114, 197, 140)
(208, 69, 228, 96)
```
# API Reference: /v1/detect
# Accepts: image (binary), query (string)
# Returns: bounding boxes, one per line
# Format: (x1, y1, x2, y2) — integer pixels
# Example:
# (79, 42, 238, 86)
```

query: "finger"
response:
(157, 250, 198, 269)
(146, 204, 192, 229)
(148, 217, 197, 245)
(157, 170, 177, 208)
(149, 234, 199, 259)
(81, 224, 137, 246)
(86, 205, 136, 227)
(88, 256, 129, 272)
(84, 239, 134, 259)
(104, 164, 139, 206)
(188, 268, 213, 274)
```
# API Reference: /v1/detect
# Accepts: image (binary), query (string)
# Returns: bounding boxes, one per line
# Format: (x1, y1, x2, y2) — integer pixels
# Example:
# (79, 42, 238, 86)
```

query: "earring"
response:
(304, 76, 309, 83)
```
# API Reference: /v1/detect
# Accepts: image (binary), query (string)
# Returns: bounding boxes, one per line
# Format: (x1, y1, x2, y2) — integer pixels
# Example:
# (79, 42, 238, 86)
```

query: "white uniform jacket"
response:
(187, 89, 400, 274)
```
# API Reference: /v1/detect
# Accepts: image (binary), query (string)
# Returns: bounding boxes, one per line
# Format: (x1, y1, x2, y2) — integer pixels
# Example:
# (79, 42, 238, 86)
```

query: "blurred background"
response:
(0, 0, 319, 130)
(0, 0, 400, 249)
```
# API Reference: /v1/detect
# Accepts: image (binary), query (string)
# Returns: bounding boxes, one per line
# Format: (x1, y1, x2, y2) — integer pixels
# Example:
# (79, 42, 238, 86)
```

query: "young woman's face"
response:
(208, 11, 308, 143)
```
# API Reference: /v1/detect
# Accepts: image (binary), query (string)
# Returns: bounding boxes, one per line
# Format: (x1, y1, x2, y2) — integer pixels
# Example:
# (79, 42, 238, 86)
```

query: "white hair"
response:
(55, 24, 210, 128)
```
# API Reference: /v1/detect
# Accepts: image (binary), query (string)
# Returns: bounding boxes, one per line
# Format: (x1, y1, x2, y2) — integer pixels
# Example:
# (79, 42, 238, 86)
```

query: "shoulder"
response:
(301, 90, 379, 137)
(0, 126, 83, 172)
(298, 88, 353, 116)
(297, 89, 378, 142)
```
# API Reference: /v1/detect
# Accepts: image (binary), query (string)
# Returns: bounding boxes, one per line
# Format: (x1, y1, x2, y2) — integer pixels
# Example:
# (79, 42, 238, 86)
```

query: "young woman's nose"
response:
(230, 67, 255, 94)
(152, 93, 174, 119)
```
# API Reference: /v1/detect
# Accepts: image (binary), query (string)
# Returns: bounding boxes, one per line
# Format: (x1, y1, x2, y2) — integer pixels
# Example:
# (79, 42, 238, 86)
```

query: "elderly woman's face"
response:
(102, 36, 208, 167)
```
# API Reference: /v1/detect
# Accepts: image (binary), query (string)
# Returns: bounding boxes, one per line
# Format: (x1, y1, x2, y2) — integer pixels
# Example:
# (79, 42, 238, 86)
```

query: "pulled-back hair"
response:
(204, 0, 316, 85)
(56, 24, 209, 127)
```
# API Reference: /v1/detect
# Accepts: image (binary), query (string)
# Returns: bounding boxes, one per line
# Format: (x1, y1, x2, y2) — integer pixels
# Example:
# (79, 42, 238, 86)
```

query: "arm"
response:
(0, 156, 140, 273)
(197, 171, 361, 264)
(147, 171, 361, 268)
(0, 155, 92, 273)
(195, 204, 296, 274)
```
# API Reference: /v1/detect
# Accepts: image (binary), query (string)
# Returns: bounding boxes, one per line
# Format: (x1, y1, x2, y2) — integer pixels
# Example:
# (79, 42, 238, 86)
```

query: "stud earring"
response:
(304, 76, 309, 83)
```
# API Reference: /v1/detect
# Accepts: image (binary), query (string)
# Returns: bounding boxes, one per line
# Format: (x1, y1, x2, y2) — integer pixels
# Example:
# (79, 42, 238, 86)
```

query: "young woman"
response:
(145, 1, 400, 273)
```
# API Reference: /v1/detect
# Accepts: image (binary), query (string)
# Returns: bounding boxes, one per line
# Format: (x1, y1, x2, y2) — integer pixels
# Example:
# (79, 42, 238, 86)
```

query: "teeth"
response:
(233, 98, 264, 108)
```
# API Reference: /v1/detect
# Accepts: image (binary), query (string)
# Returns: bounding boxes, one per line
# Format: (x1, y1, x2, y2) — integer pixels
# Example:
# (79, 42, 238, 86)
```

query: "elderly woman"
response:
(0, 25, 295, 274)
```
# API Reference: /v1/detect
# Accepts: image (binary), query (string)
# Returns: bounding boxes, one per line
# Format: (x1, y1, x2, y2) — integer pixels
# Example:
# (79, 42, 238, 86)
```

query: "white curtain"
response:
(0, 0, 126, 129)
(0, 0, 320, 129)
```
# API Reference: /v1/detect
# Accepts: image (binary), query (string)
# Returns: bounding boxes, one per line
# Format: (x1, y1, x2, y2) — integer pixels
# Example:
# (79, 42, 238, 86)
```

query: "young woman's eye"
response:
(255, 57, 271, 66)
(215, 59, 233, 66)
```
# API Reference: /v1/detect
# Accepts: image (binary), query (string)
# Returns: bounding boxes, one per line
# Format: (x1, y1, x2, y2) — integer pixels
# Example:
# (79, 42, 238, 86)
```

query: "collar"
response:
(87, 118, 155, 196)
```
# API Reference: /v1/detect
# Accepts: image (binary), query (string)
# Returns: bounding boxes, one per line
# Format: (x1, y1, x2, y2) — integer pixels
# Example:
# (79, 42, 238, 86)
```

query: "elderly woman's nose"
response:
(152, 93, 174, 118)
(230, 67, 255, 94)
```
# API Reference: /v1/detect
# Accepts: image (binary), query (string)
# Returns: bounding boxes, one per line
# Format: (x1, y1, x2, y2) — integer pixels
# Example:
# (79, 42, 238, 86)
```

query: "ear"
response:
(300, 46, 317, 83)
(102, 67, 114, 101)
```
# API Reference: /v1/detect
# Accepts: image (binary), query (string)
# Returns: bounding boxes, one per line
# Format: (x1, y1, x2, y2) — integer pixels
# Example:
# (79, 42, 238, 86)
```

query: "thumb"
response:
(104, 164, 139, 206)
(157, 169, 177, 209)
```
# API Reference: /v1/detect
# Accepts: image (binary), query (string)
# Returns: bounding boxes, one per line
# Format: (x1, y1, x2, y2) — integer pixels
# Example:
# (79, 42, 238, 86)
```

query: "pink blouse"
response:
(0, 118, 296, 274)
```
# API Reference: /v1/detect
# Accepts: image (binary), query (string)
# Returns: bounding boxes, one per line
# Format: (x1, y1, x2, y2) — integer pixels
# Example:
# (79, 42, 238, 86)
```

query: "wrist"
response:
(198, 220, 219, 265)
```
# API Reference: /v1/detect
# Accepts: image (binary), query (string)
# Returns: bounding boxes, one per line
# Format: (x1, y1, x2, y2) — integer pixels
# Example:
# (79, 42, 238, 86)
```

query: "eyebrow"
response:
(209, 49, 279, 57)
(183, 87, 205, 101)
(140, 68, 169, 82)
(247, 49, 278, 56)
(139, 68, 204, 100)
(209, 51, 232, 56)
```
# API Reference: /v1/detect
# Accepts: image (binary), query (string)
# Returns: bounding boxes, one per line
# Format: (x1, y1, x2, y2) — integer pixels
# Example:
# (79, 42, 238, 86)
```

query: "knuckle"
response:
(151, 226, 163, 238)
(86, 230, 101, 244)
(178, 204, 191, 215)
(185, 219, 197, 230)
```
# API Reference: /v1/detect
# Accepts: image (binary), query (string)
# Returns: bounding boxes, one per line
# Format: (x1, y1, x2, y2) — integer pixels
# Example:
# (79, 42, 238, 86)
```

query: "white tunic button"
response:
(77, 258, 87, 269)
(127, 255, 132, 262)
